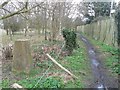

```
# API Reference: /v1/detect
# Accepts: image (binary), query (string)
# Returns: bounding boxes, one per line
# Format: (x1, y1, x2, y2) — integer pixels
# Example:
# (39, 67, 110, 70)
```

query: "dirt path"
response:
(79, 34, 118, 89)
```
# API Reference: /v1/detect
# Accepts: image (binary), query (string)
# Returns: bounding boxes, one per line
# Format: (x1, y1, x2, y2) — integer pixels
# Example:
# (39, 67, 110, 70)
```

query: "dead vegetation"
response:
(2, 44, 13, 60)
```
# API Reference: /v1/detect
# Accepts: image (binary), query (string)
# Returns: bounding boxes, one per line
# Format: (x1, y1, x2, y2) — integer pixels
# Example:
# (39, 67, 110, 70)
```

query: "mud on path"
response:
(79, 34, 118, 89)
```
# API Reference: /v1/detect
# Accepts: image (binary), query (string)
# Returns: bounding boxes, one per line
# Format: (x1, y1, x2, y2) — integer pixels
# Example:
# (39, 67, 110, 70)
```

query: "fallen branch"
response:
(46, 53, 78, 79)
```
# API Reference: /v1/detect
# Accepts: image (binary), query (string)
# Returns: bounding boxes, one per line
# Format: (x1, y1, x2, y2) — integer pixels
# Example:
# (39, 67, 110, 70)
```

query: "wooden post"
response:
(12, 39, 33, 74)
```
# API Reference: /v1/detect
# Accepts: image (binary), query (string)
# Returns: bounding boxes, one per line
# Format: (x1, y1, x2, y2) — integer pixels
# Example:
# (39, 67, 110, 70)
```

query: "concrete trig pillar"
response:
(12, 39, 33, 74)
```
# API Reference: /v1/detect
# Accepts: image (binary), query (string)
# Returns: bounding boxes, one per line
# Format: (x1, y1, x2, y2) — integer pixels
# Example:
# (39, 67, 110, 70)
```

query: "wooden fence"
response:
(77, 18, 118, 47)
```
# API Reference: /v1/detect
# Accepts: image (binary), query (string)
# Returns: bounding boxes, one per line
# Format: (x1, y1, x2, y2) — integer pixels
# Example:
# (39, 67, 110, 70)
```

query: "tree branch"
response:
(0, 1, 45, 20)
(0, 7, 25, 20)
(0, 0, 11, 8)
(0, 4, 39, 20)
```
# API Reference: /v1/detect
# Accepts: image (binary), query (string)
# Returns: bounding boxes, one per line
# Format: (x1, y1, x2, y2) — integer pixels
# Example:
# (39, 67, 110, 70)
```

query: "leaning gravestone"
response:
(12, 39, 33, 74)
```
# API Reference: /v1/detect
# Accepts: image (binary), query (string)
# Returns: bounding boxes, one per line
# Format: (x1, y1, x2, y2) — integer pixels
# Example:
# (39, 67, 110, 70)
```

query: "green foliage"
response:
(61, 40, 91, 88)
(106, 56, 119, 74)
(36, 61, 52, 68)
(40, 77, 64, 88)
(62, 29, 77, 54)
(17, 76, 64, 88)
(63, 48, 86, 71)
(93, 2, 111, 17)
(2, 79, 10, 88)
(96, 42, 118, 55)
(64, 80, 84, 88)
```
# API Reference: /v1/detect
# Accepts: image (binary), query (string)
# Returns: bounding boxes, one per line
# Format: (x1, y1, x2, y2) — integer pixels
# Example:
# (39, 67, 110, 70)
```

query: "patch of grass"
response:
(64, 79, 84, 88)
(41, 40, 63, 46)
(17, 76, 64, 88)
(1, 79, 10, 88)
(59, 38, 92, 88)
(40, 77, 64, 88)
(2, 33, 45, 46)
(14, 64, 50, 79)
(63, 48, 86, 71)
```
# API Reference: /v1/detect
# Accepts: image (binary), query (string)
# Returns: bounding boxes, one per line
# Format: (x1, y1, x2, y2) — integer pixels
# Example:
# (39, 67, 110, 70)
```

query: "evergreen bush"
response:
(62, 29, 77, 55)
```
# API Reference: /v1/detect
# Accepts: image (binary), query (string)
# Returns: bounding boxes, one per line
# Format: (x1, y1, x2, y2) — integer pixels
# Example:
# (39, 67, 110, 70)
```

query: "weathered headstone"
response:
(12, 39, 33, 74)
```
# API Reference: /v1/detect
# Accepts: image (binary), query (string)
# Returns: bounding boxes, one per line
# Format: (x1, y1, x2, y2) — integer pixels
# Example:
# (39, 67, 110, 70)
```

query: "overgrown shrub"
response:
(62, 29, 77, 55)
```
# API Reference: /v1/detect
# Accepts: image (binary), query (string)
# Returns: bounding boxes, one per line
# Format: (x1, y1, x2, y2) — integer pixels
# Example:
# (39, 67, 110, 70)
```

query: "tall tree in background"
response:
(1, 0, 77, 41)
(93, 2, 111, 17)
(79, 2, 111, 23)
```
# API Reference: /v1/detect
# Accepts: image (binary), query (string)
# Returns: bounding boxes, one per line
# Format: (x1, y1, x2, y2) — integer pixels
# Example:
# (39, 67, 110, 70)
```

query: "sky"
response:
(1, 0, 120, 3)
(1, 0, 120, 18)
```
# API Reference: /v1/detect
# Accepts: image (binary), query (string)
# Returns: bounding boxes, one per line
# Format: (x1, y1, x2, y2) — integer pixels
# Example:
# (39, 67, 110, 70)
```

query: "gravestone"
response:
(12, 39, 33, 73)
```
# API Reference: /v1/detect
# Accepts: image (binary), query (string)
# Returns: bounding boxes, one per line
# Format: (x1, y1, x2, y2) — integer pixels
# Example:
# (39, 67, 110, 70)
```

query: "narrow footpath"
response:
(79, 34, 118, 89)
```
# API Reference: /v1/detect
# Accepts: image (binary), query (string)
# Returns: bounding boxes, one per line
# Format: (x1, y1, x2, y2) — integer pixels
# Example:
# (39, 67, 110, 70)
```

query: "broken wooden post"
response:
(12, 39, 33, 74)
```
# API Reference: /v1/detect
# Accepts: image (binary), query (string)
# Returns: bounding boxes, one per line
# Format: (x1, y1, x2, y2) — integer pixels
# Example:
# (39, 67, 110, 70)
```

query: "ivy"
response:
(17, 77, 64, 88)
(62, 29, 77, 55)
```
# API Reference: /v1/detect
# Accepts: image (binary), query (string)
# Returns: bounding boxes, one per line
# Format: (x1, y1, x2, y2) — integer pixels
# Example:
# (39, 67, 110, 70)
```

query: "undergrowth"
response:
(2, 36, 92, 88)
(17, 76, 64, 88)
(60, 38, 92, 88)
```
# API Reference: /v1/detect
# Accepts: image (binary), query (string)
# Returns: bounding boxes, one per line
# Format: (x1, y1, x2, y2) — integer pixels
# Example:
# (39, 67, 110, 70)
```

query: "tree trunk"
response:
(6, 29, 9, 35)
(45, 30, 47, 40)
(25, 28, 27, 37)
(44, 14, 47, 40)
(51, 8, 56, 41)
(9, 29, 12, 41)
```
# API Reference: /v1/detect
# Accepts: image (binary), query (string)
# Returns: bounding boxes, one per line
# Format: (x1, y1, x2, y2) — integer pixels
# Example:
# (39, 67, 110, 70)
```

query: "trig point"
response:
(12, 39, 33, 74)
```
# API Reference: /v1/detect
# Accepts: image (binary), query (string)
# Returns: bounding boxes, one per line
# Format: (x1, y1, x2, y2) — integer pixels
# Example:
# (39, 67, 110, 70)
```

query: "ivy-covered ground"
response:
(1, 35, 93, 88)
(2, 32, 118, 88)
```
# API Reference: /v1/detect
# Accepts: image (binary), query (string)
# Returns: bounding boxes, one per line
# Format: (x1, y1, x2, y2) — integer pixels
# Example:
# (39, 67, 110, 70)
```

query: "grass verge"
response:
(2, 36, 92, 88)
